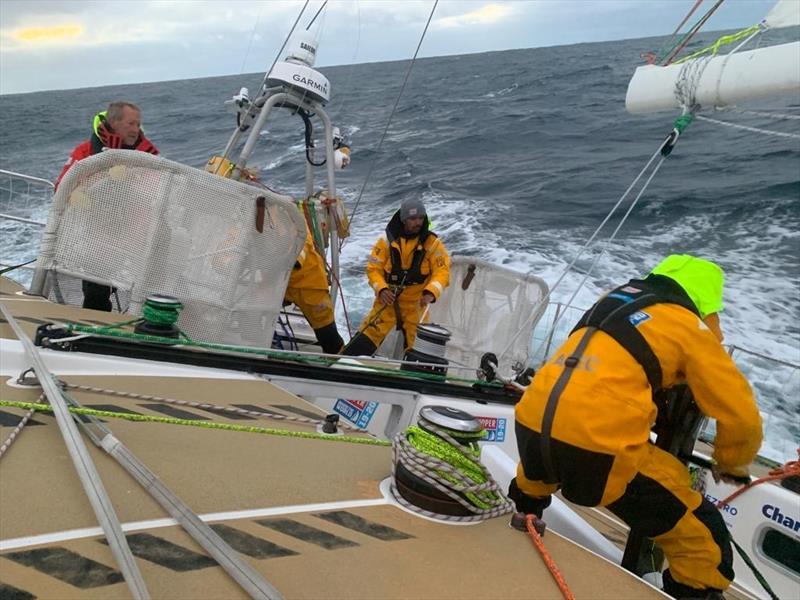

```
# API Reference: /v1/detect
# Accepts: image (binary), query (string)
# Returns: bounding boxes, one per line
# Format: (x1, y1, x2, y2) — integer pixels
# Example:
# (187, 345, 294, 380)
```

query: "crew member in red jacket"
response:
(55, 101, 159, 311)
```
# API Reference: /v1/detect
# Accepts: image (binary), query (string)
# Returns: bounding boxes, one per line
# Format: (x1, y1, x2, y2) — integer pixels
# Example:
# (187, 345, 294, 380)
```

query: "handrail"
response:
(0, 168, 54, 189)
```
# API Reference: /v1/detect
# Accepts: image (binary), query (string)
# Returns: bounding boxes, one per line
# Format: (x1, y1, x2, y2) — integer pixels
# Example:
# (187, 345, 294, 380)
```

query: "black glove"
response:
(508, 477, 552, 518)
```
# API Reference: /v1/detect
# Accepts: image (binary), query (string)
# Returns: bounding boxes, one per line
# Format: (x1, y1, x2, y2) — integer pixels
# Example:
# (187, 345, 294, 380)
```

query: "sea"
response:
(1, 29, 798, 463)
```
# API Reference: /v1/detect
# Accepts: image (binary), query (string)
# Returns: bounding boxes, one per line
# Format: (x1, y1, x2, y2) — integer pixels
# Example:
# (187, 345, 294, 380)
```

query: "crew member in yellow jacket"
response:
(508, 255, 762, 600)
(342, 198, 450, 356)
(284, 228, 344, 354)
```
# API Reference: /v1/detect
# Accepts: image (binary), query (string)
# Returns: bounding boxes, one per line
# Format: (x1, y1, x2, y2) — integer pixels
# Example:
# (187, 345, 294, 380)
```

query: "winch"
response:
(402, 323, 451, 376)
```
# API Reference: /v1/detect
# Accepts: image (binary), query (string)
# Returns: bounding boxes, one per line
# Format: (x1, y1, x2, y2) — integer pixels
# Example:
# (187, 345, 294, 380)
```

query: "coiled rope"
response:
(391, 421, 514, 522)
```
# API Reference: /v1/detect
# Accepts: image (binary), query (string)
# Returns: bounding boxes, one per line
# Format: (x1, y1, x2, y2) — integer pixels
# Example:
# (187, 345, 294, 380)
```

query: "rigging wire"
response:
(239, 4, 265, 75)
(343, 0, 439, 245)
(663, 0, 725, 65)
(258, 0, 311, 93)
(306, 0, 328, 30)
(696, 114, 800, 139)
(497, 144, 668, 361)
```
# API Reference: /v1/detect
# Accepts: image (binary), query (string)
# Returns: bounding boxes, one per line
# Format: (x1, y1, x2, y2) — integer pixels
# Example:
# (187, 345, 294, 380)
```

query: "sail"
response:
(626, 0, 800, 114)
(765, 0, 800, 28)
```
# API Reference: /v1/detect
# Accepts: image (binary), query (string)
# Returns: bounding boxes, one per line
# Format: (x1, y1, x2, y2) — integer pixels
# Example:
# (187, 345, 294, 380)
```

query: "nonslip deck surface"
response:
(0, 279, 664, 598)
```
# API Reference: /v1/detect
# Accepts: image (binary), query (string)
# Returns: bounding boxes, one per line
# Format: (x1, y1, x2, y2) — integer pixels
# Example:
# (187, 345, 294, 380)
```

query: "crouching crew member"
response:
(508, 254, 762, 600)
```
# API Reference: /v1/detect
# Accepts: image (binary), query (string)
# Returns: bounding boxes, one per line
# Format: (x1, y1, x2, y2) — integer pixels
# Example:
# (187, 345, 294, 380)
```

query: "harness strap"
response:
(539, 326, 597, 483)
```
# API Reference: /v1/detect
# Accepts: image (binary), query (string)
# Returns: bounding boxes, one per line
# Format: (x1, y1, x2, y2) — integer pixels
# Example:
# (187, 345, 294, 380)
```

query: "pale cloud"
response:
(434, 3, 514, 29)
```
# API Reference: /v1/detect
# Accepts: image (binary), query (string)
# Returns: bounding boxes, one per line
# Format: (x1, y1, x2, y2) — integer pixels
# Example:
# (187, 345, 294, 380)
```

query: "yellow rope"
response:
(673, 24, 761, 65)
(0, 399, 391, 447)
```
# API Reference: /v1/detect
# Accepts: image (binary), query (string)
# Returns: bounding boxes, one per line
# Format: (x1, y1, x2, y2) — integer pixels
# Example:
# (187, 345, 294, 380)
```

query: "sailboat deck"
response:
(0, 277, 665, 599)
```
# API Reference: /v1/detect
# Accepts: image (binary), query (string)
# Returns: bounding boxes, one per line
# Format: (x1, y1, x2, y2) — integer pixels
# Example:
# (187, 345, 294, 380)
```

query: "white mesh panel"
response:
(428, 257, 549, 378)
(34, 150, 306, 347)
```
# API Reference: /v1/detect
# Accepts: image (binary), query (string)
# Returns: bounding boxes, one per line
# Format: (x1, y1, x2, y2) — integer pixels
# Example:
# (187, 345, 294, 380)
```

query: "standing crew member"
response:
(508, 255, 762, 600)
(342, 198, 450, 356)
(285, 227, 344, 354)
(55, 101, 160, 311)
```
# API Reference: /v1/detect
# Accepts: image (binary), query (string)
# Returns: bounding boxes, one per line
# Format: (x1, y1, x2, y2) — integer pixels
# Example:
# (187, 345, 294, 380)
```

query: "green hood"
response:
(649, 254, 724, 318)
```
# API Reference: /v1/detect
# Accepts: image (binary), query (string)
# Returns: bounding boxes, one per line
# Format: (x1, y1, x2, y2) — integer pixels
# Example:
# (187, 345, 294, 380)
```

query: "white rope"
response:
(0, 408, 36, 458)
(540, 156, 668, 353)
(696, 114, 800, 140)
(729, 108, 800, 121)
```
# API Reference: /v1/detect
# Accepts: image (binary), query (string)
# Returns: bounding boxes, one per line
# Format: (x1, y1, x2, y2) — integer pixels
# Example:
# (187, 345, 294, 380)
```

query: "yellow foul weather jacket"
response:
(516, 287, 762, 506)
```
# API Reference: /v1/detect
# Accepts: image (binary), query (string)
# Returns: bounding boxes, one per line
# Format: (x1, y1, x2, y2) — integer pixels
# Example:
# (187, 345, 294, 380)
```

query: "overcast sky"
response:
(0, 0, 779, 95)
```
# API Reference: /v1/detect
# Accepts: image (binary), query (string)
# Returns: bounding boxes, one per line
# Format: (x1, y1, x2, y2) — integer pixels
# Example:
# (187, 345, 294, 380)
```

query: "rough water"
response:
(1, 29, 798, 462)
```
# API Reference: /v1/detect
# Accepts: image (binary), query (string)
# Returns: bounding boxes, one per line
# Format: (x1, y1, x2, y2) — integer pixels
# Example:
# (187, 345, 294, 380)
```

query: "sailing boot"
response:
(662, 569, 725, 600)
(314, 322, 345, 355)
(340, 332, 378, 357)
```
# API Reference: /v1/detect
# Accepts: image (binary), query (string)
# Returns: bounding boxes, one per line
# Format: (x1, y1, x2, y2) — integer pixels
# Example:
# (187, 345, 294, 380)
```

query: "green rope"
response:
(302, 198, 326, 254)
(404, 425, 503, 509)
(0, 399, 391, 447)
(673, 24, 761, 65)
(141, 298, 183, 326)
(730, 536, 780, 600)
(60, 322, 507, 389)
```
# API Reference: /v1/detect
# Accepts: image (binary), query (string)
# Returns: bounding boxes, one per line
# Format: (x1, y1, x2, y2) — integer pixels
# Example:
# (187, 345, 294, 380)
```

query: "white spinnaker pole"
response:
(626, 41, 800, 114)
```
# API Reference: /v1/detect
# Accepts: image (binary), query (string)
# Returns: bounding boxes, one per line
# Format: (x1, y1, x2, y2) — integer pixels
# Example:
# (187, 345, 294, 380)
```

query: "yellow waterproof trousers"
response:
(358, 286, 428, 350)
(515, 440, 733, 592)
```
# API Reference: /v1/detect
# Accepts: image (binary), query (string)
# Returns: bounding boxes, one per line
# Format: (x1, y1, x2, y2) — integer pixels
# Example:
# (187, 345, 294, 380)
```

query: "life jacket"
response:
(570, 274, 700, 394)
(384, 210, 437, 287)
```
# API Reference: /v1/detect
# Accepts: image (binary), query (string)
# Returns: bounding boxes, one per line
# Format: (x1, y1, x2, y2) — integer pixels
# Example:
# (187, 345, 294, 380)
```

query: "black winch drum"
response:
(402, 323, 451, 376)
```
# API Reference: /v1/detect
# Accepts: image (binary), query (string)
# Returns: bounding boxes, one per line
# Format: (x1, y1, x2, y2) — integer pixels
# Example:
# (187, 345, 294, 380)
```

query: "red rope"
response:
(717, 449, 800, 508)
(525, 515, 576, 600)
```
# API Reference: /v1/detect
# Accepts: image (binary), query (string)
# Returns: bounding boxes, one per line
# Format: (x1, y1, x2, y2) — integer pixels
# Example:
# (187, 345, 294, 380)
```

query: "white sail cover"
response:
(428, 256, 549, 379)
(765, 0, 800, 28)
(33, 151, 306, 347)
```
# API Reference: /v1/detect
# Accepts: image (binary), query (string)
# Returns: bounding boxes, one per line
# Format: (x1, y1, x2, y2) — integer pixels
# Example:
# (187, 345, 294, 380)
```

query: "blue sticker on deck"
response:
(333, 399, 378, 428)
(475, 416, 507, 442)
(4, 547, 123, 588)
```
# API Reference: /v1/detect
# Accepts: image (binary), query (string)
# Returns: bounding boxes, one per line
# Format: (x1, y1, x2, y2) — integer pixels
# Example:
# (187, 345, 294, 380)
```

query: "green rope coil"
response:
(404, 425, 504, 510)
(141, 297, 184, 326)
